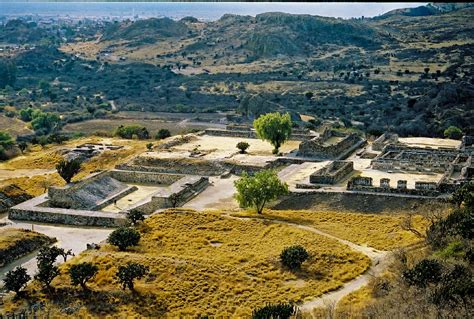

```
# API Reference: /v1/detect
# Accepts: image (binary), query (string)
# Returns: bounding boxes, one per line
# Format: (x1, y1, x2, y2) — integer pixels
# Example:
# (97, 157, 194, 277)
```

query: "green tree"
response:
(0, 59, 16, 88)
(402, 259, 442, 288)
(115, 125, 149, 139)
(155, 129, 171, 140)
(35, 262, 60, 289)
(69, 262, 98, 291)
(116, 262, 149, 291)
(108, 227, 141, 251)
(444, 126, 463, 140)
(450, 182, 474, 208)
(0, 131, 14, 149)
(252, 302, 296, 319)
(19, 107, 35, 122)
(254, 112, 292, 154)
(17, 141, 27, 154)
(234, 170, 289, 214)
(280, 245, 310, 270)
(236, 141, 250, 154)
(126, 210, 145, 226)
(146, 142, 153, 151)
(31, 111, 61, 134)
(56, 159, 82, 183)
(3, 266, 30, 295)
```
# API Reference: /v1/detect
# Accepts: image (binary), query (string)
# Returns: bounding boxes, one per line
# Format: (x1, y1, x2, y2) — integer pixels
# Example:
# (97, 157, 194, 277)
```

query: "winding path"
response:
(224, 213, 391, 314)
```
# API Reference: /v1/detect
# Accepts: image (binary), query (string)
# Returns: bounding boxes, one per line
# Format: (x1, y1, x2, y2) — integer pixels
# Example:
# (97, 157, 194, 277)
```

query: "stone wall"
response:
(204, 128, 314, 141)
(109, 169, 182, 185)
(9, 195, 126, 227)
(309, 161, 354, 184)
(128, 176, 210, 213)
(347, 176, 440, 197)
(372, 132, 399, 151)
(297, 131, 366, 160)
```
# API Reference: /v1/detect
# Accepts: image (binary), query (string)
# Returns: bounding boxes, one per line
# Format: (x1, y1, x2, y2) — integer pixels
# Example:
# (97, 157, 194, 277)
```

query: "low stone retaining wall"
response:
(128, 176, 210, 213)
(109, 169, 182, 185)
(310, 161, 354, 184)
(9, 195, 126, 227)
(298, 132, 366, 160)
(204, 128, 314, 141)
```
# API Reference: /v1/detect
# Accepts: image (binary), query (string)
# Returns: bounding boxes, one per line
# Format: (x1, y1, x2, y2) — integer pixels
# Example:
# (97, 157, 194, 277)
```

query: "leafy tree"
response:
(443, 126, 463, 140)
(31, 111, 61, 134)
(304, 91, 314, 100)
(0, 131, 14, 149)
(254, 112, 292, 154)
(402, 259, 442, 288)
(252, 302, 296, 319)
(280, 245, 310, 270)
(56, 159, 82, 183)
(3, 266, 31, 295)
(35, 262, 60, 289)
(234, 170, 289, 214)
(126, 210, 145, 226)
(69, 262, 98, 291)
(236, 141, 250, 154)
(37, 246, 74, 265)
(146, 142, 153, 151)
(115, 125, 149, 139)
(156, 129, 171, 140)
(19, 107, 35, 122)
(108, 227, 141, 251)
(450, 182, 474, 208)
(0, 59, 16, 88)
(116, 262, 149, 291)
(17, 141, 27, 154)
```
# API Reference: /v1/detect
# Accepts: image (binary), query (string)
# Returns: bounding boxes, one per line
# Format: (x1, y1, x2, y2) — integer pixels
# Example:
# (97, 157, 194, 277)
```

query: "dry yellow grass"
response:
(4, 210, 371, 318)
(0, 137, 149, 196)
(240, 209, 429, 250)
(0, 228, 55, 267)
(0, 115, 33, 137)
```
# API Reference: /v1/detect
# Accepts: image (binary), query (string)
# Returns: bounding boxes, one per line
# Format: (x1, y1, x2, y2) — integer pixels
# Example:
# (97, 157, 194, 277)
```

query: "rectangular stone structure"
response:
(397, 180, 407, 190)
(310, 161, 354, 184)
(380, 178, 390, 188)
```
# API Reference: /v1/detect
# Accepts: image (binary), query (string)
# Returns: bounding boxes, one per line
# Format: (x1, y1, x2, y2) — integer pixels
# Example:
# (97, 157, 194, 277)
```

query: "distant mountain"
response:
(379, 2, 474, 18)
(101, 17, 189, 45)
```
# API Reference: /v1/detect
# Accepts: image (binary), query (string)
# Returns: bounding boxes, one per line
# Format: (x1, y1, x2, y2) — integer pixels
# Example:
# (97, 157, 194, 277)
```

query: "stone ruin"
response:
(309, 161, 354, 185)
(372, 132, 399, 151)
(9, 168, 210, 227)
(204, 124, 316, 141)
(63, 143, 123, 161)
(297, 128, 366, 160)
(347, 176, 440, 197)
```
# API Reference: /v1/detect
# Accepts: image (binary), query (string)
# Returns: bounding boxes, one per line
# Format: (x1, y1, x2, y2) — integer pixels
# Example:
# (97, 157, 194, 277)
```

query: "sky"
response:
(0, 2, 428, 20)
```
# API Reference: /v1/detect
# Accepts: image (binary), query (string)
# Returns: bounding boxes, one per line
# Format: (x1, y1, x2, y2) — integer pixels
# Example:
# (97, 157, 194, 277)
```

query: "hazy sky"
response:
(0, 2, 428, 20)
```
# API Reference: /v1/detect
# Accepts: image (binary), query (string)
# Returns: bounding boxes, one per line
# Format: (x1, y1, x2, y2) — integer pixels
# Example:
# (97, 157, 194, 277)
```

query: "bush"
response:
(280, 245, 309, 270)
(108, 227, 141, 251)
(252, 303, 296, 319)
(402, 259, 443, 287)
(3, 266, 30, 295)
(444, 126, 463, 140)
(126, 210, 145, 226)
(236, 141, 250, 154)
(234, 170, 288, 214)
(254, 112, 292, 154)
(0, 131, 14, 149)
(155, 129, 171, 140)
(69, 262, 98, 291)
(146, 142, 153, 151)
(116, 262, 149, 290)
(35, 262, 59, 289)
(56, 159, 82, 183)
(115, 125, 149, 139)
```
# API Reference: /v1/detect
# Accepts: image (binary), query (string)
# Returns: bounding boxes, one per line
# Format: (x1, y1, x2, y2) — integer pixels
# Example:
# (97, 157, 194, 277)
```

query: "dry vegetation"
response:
(0, 137, 150, 196)
(4, 210, 371, 317)
(235, 209, 429, 250)
(0, 228, 55, 267)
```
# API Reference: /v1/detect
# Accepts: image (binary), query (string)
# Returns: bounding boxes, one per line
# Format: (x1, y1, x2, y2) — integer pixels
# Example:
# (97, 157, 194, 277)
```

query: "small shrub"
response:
(280, 245, 309, 270)
(116, 262, 149, 290)
(155, 129, 171, 140)
(56, 159, 82, 183)
(402, 259, 442, 287)
(3, 266, 31, 295)
(69, 262, 98, 291)
(236, 141, 250, 154)
(444, 126, 463, 140)
(108, 227, 141, 251)
(146, 142, 153, 151)
(252, 302, 296, 319)
(126, 210, 145, 226)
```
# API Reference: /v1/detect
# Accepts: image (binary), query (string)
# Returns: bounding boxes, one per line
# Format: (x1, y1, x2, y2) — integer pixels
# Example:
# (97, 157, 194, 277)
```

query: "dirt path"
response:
(224, 214, 390, 314)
